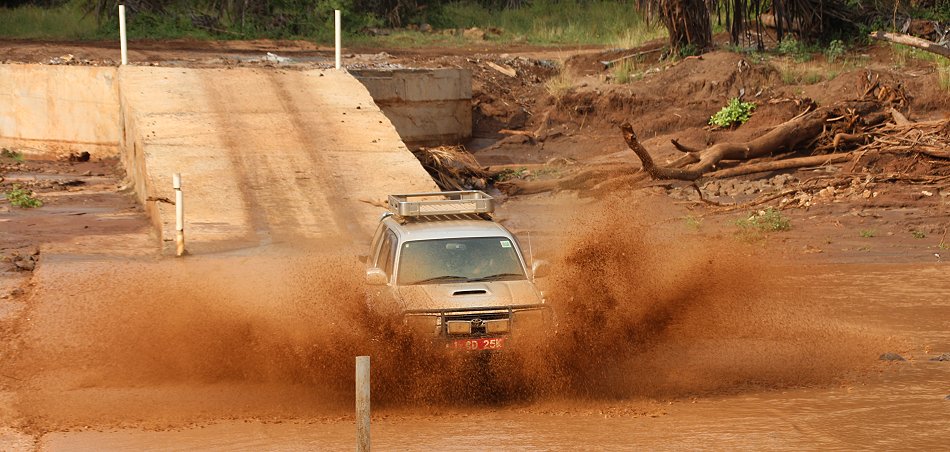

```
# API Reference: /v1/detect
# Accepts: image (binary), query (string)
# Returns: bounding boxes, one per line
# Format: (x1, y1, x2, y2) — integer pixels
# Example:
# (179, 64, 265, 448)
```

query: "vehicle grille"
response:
(444, 312, 509, 336)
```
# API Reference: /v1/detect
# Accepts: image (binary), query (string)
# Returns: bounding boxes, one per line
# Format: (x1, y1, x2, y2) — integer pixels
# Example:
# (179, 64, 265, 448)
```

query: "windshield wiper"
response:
(467, 273, 524, 282)
(411, 275, 469, 285)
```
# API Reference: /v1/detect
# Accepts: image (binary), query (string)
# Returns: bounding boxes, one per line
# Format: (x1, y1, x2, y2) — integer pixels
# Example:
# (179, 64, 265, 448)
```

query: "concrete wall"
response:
(0, 64, 120, 158)
(353, 68, 472, 146)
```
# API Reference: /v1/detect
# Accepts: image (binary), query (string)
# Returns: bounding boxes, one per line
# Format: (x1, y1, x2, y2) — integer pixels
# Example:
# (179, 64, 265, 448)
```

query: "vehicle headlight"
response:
(511, 308, 547, 334)
(404, 314, 441, 335)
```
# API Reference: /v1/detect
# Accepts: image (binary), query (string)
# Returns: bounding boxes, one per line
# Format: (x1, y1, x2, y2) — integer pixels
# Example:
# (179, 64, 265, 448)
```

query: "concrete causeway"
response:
(117, 66, 438, 251)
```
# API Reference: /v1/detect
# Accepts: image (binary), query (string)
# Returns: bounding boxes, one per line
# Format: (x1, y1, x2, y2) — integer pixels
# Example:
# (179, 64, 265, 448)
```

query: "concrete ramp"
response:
(119, 67, 438, 250)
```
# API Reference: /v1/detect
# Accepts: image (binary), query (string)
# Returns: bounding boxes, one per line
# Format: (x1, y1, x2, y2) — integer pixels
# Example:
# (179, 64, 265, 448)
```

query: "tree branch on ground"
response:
(621, 100, 884, 181)
(869, 31, 950, 59)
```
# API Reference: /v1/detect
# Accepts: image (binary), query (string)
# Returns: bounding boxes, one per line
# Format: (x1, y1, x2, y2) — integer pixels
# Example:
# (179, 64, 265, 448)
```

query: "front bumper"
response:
(403, 303, 554, 340)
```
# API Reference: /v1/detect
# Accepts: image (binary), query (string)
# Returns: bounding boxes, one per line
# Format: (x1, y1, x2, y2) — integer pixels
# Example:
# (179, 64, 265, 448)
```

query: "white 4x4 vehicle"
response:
(365, 191, 552, 351)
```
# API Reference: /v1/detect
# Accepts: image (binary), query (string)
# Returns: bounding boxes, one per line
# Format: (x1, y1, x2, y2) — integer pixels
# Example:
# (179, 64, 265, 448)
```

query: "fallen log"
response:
(705, 152, 856, 179)
(869, 31, 950, 59)
(621, 100, 883, 181)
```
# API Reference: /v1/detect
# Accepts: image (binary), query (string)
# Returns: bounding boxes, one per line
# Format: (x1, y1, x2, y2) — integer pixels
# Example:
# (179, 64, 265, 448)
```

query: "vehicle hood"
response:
(396, 279, 543, 311)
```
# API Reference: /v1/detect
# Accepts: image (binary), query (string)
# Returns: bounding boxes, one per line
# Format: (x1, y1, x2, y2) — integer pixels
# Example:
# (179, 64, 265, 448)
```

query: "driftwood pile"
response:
(622, 78, 950, 210)
(411, 145, 492, 191)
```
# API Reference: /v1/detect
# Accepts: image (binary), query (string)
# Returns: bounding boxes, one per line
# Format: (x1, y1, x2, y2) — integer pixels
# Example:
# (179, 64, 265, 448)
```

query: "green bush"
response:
(709, 98, 756, 128)
(736, 207, 791, 233)
(5, 185, 43, 208)
(824, 39, 846, 63)
(1, 149, 24, 162)
(776, 36, 812, 62)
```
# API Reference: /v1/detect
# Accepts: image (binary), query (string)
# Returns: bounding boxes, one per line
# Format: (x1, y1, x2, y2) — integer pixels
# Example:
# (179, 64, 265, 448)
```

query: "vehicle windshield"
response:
(397, 237, 526, 285)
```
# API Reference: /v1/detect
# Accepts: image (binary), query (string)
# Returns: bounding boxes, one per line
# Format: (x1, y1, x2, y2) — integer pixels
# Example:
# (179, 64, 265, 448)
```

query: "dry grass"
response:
(774, 55, 867, 86)
(938, 59, 950, 92)
(776, 59, 832, 85)
(544, 62, 576, 101)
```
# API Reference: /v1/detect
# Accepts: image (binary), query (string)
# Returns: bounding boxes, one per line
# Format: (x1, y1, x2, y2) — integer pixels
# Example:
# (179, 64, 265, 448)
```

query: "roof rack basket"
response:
(388, 191, 494, 217)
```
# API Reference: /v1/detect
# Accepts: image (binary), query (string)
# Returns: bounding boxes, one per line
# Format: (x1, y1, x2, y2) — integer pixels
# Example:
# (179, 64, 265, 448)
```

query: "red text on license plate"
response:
(451, 337, 505, 351)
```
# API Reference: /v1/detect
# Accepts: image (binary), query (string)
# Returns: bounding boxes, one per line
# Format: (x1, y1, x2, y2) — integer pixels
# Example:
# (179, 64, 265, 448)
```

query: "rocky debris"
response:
(6, 247, 39, 272)
(879, 352, 906, 361)
(261, 52, 292, 65)
(486, 61, 517, 78)
(48, 54, 74, 64)
(68, 151, 91, 162)
(930, 353, 950, 361)
(0, 287, 25, 300)
(46, 54, 110, 66)
(697, 174, 799, 200)
(12, 255, 36, 272)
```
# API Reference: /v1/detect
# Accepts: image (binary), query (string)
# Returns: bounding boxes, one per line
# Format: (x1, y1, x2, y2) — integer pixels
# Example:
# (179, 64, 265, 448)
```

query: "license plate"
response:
(450, 337, 505, 351)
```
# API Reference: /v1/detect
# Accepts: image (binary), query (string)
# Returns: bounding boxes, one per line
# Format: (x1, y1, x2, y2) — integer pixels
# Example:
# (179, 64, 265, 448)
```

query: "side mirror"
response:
(365, 268, 388, 286)
(531, 260, 550, 279)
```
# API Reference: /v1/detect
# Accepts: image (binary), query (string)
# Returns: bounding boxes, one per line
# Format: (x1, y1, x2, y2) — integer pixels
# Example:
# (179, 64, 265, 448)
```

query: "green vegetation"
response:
(1, 149, 24, 162)
(676, 42, 700, 58)
(777, 60, 834, 85)
(709, 98, 756, 128)
(435, 1, 662, 45)
(734, 207, 790, 242)
(911, 230, 926, 239)
(736, 207, 791, 233)
(544, 66, 575, 101)
(492, 167, 528, 182)
(724, 44, 766, 64)
(0, 1, 99, 39)
(610, 25, 667, 49)
(4, 185, 43, 208)
(938, 59, 950, 92)
(0, 0, 665, 46)
(776, 36, 812, 62)
(492, 165, 561, 182)
(611, 59, 638, 84)
(824, 39, 846, 63)
(860, 229, 876, 238)
(781, 67, 824, 84)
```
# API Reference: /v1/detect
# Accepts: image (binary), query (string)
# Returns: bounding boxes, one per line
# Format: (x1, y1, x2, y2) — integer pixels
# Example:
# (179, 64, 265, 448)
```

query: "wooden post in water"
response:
(356, 355, 370, 451)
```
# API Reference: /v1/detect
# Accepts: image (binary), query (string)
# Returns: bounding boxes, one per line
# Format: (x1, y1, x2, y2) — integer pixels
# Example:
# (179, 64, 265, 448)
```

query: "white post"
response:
(334, 10, 342, 70)
(173, 173, 184, 257)
(118, 4, 128, 66)
(356, 356, 370, 452)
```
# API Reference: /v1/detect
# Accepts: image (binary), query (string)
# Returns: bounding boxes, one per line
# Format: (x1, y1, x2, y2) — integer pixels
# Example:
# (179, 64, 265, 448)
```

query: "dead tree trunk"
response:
(658, 0, 713, 53)
(870, 31, 950, 59)
(621, 100, 883, 181)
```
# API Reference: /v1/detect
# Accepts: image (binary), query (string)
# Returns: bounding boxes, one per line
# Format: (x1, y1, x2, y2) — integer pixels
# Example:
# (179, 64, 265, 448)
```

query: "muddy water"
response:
(28, 263, 950, 451)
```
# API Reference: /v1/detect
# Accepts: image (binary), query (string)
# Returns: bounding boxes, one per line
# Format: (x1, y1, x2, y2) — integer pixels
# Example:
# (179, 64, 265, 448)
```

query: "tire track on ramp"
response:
(200, 68, 356, 244)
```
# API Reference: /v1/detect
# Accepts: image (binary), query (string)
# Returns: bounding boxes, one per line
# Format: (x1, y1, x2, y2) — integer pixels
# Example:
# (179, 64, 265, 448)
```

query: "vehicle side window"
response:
(378, 230, 398, 277)
(370, 222, 386, 265)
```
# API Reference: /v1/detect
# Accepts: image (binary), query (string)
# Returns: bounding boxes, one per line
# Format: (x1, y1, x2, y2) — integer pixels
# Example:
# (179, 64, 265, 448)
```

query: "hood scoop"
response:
(452, 289, 488, 296)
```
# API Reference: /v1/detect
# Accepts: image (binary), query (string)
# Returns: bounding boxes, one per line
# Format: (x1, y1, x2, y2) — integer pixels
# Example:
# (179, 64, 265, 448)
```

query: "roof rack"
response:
(388, 191, 494, 218)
